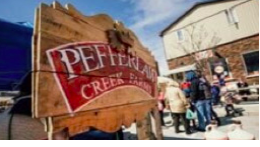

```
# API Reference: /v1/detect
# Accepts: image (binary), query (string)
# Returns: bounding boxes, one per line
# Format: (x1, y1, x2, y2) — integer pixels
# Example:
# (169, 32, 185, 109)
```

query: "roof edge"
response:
(159, 0, 238, 37)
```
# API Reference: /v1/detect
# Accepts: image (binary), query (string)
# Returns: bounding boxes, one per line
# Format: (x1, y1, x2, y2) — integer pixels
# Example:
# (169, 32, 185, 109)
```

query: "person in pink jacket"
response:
(157, 88, 165, 126)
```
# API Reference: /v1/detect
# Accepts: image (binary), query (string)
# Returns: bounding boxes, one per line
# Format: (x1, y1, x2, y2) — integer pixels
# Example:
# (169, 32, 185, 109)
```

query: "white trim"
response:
(226, 58, 233, 78)
(167, 64, 196, 75)
(176, 29, 185, 42)
(225, 8, 239, 25)
(46, 49, 73, 114)
(246, 74, 259, 78)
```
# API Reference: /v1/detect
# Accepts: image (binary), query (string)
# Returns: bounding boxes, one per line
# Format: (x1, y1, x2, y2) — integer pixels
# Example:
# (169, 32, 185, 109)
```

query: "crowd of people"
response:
(157, 70, 222, 135)
(0, 70, 253, 139)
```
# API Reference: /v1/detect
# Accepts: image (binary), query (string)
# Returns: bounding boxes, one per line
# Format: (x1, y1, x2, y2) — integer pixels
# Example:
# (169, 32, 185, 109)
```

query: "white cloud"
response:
(122, 0, 203, 75)
(129, 0, 196, 30)
(130, 12, 173, 30)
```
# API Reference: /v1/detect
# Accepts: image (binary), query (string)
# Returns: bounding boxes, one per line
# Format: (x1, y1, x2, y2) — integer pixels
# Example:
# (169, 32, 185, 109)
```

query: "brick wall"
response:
(167, 35, 259, 84)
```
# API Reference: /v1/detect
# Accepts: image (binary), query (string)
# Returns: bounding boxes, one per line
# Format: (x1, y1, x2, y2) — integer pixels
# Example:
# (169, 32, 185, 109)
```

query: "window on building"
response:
(225, 8, 239, 24)
(243, 51, 259, 75)
(176, 30, 184, 41)
(176, 72, 184, 81)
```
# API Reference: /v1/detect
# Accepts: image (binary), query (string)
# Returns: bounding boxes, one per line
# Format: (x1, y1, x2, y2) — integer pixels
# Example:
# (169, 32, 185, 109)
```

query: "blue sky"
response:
(0, 0, 209, 75)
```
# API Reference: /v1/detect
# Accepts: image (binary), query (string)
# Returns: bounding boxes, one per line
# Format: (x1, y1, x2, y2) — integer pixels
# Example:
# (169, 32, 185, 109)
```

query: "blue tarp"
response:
(0, 19, 33, 91)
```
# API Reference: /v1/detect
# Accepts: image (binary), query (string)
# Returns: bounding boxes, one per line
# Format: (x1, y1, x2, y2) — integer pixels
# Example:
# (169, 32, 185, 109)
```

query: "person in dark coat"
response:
(188, 71, 212, 131)
(211, 84, 220, 105)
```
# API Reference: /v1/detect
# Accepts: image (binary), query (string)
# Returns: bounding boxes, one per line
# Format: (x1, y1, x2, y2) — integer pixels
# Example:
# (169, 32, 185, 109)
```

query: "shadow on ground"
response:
(124, 131, 202, 140)
(218, 107, 245, 127)
(219, 116, 234, 127)
(164, 136, 201, 140)
(123, 132, 137, 140)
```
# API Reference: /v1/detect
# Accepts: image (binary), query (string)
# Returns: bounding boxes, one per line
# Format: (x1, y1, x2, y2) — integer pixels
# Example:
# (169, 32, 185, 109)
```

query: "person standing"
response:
(165, 81, 191, 134)
(189, 71, 212, 131)
(157, 89, 165, 126)
(208, 83, 222, 126)
(211, 84, 221, 105)
(181, 80, 191, 98)
(181, 77, 196, 131)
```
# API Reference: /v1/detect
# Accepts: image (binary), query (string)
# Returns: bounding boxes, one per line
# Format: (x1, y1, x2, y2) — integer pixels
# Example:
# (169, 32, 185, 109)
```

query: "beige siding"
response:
(163, 0, 259, 60)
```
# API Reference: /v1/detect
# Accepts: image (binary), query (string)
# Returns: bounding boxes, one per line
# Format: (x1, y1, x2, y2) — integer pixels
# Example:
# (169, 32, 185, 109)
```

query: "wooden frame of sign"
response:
(32, 1, 163, 140)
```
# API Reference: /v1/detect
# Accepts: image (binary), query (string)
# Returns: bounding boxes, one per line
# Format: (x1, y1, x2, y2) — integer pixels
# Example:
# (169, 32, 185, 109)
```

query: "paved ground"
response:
(123, 101, 259, 140)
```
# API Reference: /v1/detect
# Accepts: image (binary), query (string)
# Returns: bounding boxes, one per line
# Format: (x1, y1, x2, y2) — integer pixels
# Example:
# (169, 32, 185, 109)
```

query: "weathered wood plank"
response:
(32, 2, 161, 138)
(136, 113, 155, 140)
(38, 4, 156, 68)
(32, 7, 40, 116)
(52, 100, 156, 136)
(151, 107, 164, 140)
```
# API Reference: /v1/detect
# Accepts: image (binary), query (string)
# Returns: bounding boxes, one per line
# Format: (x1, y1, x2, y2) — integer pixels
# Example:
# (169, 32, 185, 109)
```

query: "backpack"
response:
(181, 82, 191, 97)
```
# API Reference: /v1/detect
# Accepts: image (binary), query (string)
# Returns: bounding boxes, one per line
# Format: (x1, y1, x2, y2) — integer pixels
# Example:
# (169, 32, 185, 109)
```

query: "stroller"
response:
(220, 92, 244, 117)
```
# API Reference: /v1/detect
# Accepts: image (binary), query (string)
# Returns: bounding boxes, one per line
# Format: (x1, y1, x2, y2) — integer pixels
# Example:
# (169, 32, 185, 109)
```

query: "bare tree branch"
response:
(174, 23, 222, 79)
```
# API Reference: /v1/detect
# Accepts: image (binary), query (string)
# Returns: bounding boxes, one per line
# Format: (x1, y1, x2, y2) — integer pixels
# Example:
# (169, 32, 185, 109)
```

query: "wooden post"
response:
(151, 107, 163, 140)
(136, 113, 155, 140)
(52, 128, 70, 140)
(46, 117, 53, 140)
(47, 117, 70, 140)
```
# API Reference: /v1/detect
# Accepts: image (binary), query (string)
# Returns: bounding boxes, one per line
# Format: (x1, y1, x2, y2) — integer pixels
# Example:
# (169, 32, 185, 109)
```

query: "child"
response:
(157, 89, 165, 126)
(186, 101, 197, 132)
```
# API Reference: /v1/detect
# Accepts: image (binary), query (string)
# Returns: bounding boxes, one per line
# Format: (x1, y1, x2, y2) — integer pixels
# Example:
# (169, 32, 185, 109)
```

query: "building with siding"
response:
(160, 0, 259, 88)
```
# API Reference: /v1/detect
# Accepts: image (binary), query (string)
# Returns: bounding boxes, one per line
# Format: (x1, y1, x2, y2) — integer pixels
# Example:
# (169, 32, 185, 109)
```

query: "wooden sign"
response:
(46, 42, 157, 113)
(32, 2, 161, 138)
(195, 50, 213, 60)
